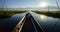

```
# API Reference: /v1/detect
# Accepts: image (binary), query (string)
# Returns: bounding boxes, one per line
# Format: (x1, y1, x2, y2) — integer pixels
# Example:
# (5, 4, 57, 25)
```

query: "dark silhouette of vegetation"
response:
(32, 11, 60, 18)
(0, 11, 26, 19)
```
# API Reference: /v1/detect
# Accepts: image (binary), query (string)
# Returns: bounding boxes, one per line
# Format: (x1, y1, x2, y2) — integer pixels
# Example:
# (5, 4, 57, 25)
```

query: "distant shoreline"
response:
(32, 11, 60, 18)
(0, 11, 26, 19)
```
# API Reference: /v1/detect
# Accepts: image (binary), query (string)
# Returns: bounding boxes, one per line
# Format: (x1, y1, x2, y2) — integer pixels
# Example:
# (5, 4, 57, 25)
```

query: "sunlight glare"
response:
(40, 15, 47, 21)
(40, 15, 45, 19)
(39, 2, 47, 8)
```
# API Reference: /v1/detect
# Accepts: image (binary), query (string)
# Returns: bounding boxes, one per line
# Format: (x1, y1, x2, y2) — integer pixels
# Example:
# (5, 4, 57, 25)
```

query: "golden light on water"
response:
(39, 2, 48, 8)
(40, 15, 45, 19)
(40, 15, 47, 21)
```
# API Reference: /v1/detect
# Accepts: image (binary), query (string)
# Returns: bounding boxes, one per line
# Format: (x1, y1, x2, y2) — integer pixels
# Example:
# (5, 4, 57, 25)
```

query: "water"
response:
(0, 13, 26, 32)
(31, 12, 60, 32)
(0, 12, 60, 32)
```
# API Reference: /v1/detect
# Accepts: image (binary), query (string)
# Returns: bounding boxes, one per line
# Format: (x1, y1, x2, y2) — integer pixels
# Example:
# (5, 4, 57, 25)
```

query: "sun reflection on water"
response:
(39, 14, 47, 21)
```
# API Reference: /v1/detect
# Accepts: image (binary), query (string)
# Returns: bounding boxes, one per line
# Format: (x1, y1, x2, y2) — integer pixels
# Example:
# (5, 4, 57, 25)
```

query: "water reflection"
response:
(0, 13, 26, 32)
(31, 12, 60, 32)
(39, 14, 47, 21)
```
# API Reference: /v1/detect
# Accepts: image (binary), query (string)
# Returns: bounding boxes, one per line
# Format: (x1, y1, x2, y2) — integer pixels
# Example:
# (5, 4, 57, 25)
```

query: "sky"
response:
(0, 0, 60, 8)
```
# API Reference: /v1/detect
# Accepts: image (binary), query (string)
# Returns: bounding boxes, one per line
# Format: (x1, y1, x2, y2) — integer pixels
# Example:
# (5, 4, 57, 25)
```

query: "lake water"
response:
(31, 12, 60, 32)
(0, 12, 60, 32)
(0, 13, 26, 32)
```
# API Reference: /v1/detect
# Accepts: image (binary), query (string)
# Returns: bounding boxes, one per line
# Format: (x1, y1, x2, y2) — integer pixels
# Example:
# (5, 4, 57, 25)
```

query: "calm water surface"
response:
(31, 12, 60, 32)
(0, 12, 60, 32)
(0, 13, 26, 32)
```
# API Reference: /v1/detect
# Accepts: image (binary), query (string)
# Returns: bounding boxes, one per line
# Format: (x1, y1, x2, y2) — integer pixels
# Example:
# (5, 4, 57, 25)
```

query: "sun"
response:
(39, 2, 47, 8)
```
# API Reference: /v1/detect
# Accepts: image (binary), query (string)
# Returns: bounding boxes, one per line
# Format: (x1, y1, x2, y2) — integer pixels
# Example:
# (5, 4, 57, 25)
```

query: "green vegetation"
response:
(0, 10, 26, 19)
(32, 11, 60, 18)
